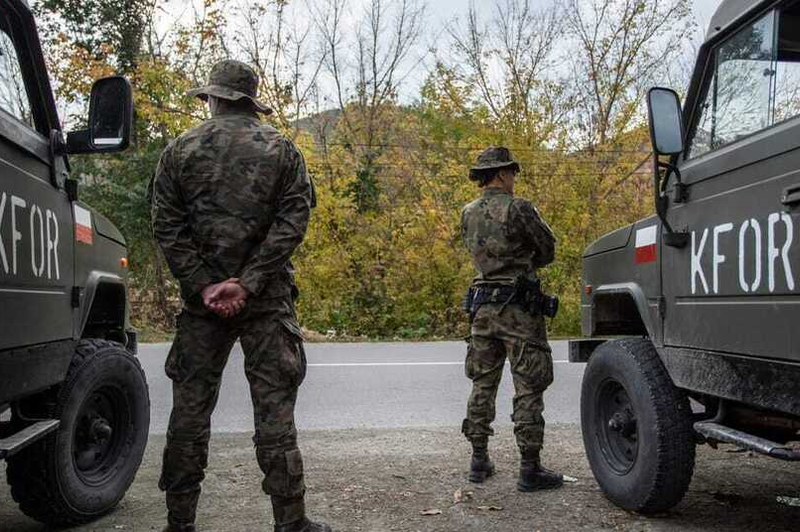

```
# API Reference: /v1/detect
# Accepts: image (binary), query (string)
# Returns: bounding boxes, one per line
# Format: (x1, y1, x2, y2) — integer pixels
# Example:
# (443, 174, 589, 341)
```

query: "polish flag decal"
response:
(74, 205, 93, 245)
(635, 226, 658, 264)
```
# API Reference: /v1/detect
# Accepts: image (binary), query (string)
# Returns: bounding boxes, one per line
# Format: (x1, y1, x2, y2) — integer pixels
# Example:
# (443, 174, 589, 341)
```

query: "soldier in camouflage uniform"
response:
(151, 60, 331, 532)
(460, 147, 563, 492)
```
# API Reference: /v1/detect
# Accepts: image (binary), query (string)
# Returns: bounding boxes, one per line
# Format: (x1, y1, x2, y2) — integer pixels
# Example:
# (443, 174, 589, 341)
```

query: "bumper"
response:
(126, 330, 138, 354)
(568, 339, 607, 363)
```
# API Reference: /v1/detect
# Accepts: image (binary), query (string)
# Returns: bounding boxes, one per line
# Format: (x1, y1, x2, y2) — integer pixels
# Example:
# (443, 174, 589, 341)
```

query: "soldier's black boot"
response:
(162, 524, 196, 532)
(517, 450, 563, 492)
(468, 445, 495, 484)
(272, 496, 332, 532)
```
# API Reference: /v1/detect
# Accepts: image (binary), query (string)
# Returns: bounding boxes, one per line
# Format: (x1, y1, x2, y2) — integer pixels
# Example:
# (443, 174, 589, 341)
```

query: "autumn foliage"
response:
(35, 0, 695, 340)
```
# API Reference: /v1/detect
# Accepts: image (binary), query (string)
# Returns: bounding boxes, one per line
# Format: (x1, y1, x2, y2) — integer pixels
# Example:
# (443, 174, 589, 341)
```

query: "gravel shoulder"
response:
(2, 424, 798, 532)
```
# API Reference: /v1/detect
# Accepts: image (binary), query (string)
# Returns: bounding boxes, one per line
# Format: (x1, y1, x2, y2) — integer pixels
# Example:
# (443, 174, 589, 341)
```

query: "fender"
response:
(77, 271, 126, 339)
(590, 282, 655, 339)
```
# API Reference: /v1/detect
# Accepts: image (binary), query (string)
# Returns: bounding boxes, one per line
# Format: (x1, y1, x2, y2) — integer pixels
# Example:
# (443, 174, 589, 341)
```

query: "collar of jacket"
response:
(212, 108, 260, 119)
(481, 188, 512, 198)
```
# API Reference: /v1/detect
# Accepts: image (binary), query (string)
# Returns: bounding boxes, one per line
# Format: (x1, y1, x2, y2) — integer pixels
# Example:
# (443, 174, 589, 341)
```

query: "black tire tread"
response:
(591, 338, 696, 514)
(6, 339, 148, 526)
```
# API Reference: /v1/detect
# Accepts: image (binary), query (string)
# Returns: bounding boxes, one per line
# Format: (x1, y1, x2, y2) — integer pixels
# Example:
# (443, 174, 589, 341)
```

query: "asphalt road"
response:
(139, 340, 584, 434)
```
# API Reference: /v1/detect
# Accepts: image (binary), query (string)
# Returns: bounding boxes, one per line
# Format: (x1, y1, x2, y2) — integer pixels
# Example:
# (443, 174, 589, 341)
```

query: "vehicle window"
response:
(773, 4, 800, 124)
(688, 12, 777, 159)
(0, 12, 34, 127)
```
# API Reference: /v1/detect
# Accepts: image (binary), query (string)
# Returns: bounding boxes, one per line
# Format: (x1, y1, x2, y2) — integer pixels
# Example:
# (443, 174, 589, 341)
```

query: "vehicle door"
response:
(663, 1, 800, 362)
(0, 3, 74, 350)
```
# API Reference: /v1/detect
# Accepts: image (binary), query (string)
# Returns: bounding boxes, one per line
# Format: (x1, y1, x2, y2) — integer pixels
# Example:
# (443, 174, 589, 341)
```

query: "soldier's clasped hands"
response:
(201, 278, 248, 318)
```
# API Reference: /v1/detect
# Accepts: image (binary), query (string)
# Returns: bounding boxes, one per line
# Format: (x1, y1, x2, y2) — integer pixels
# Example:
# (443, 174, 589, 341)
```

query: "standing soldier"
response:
(151, 60, 331, 532)
(460, 147, 563, 492)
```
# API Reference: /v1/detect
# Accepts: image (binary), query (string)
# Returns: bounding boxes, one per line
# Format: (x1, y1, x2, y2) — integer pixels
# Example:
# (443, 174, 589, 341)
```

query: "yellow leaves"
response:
(131, 57, 205, 137)
(50, 40, 116, 105)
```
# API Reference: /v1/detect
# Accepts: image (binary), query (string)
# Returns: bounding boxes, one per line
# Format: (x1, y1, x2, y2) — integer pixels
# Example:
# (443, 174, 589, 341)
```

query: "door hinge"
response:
(65, 179, 79, 202)
(657, 296, 666, 318)
(71, 287, 82, 308)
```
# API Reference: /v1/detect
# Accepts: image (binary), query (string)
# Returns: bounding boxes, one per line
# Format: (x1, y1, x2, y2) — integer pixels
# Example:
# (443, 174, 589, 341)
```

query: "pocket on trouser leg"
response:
(165, 334, 182, 382)
(159, 439, 210, 493)
(464, 341, 476, 380)
(279, 319, 308, 388)
(285, 449, 305, 496)
(158, 445, 172, 492)
(164, 343, 187, 382)
(258, 448, 306, 497)
(511, 342, 554, 392)
(165, 313, 191, 382)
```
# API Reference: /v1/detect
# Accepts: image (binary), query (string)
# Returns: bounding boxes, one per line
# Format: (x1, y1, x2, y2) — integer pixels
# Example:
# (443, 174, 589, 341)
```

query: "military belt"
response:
(463, 284, 520, 319)
(463, 279, 559, 320)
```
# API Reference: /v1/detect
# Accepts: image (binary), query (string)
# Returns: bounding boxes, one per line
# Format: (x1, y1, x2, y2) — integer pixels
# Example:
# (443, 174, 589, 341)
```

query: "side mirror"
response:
(647, 87, 684, 156)
(66, 76, 133, 155)
(647, 87, 690, 249)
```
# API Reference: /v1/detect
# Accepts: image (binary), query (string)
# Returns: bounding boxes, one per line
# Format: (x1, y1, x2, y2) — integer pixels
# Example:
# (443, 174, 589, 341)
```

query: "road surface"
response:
(4, 341, 800, 531)
(139, 340, 584, 433)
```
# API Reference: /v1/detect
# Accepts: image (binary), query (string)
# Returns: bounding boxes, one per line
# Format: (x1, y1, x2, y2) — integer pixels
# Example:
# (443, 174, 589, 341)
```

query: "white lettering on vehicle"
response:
(0, 193, 8, 274)
(10, 195, 26, 275)
(712, 223, 734, 294)
(46, 208, 59, 280)
(0, 191, 61, 281)
(768, 213, 794, 292)
(692, 212, 795, 295)
(30, 205, 45, 278)
(691, 228, 709, 295)
(738, 219, 762, 293)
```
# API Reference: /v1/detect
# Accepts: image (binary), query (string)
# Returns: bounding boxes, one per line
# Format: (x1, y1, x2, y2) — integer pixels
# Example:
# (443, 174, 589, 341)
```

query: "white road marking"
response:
(308, 361, 572, 367)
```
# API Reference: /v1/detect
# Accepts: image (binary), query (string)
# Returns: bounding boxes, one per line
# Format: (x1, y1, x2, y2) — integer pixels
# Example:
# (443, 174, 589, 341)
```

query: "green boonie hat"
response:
(188, 59, 273, 115)
(469, 146, 521, 181)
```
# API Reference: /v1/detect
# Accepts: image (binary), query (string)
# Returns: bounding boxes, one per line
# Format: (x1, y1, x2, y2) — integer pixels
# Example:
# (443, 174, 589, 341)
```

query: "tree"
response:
(35, 0, 152, 73)
(312, 0, 426, 212)
(233, 0, 326, 136)
(564, 0, 694, 147)
(446, 0, 566, 142)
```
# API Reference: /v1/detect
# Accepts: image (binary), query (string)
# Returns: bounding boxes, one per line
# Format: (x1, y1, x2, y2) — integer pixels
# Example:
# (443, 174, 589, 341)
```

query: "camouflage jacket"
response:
(151, 109, 312, 314)
(461, 188, 556, 286)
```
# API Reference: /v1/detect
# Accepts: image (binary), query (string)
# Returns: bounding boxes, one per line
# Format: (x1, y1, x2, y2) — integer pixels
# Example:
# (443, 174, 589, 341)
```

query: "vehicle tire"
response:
(580, 338, 695, 514)
(6, 339, 150, 526)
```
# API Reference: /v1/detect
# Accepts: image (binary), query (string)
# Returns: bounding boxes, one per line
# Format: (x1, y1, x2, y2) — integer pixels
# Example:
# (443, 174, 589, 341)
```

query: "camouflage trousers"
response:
(462, 305, 554, 454)
(159, 298, 307, 526)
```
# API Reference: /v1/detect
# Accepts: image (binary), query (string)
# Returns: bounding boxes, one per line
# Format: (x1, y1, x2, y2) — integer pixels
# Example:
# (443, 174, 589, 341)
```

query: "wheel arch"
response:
(78, 272, 128, 344)
(590, 283, 652, 338)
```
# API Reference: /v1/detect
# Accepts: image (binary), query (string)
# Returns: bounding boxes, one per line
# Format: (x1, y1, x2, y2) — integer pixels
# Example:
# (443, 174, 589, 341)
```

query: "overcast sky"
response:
(366, 0, 728, 100)
(151, 0, 728, 107)
(423, 0, 723, 30)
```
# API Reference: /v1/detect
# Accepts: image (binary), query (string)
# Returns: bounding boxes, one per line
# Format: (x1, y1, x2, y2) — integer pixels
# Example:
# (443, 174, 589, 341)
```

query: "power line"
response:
(307, 172, 647, 180)
(309, 141, 648, 155)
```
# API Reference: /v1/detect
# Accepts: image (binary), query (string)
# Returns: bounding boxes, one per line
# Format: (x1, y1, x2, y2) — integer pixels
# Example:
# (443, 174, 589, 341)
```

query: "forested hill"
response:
(35, 0, 694, 340)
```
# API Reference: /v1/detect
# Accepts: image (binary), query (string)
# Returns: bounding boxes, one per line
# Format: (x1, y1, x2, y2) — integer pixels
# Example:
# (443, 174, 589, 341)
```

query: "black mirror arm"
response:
(652, 154, 689, 249)
(657, 159, 687, 204)
(65, 129, 92, 155)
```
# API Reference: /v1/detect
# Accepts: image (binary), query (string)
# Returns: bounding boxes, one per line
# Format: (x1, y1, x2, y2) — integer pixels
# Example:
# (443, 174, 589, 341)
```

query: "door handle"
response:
(782, 184, 800, 206)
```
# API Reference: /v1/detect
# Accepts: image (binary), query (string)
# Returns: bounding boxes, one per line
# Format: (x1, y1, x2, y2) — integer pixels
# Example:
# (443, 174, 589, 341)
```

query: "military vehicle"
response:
(570, 0, 800, 514)
(0, 0, 149, 525)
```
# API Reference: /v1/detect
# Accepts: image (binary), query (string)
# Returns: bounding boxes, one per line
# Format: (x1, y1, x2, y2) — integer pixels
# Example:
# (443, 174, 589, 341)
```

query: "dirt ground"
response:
(1, 424, 798, 532)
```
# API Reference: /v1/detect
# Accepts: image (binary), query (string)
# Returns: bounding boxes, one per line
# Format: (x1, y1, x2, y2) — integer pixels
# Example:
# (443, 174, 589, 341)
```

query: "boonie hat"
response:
(188, 59, 272, 115)
(469, 146, 521, 181)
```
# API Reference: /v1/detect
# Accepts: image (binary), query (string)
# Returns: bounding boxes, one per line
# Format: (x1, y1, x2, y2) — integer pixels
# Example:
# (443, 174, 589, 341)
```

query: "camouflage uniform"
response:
(461, 150, 557, 457)
(151, 60, 315, 528)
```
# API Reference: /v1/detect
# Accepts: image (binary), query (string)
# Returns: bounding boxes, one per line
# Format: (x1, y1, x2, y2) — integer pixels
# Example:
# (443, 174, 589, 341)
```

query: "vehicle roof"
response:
(707, 0, 771, 40)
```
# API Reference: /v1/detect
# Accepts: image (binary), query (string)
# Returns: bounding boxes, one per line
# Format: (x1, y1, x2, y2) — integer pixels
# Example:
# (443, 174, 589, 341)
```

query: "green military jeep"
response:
(570, 0, 800, 514)
(0, 0, 149, 526)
